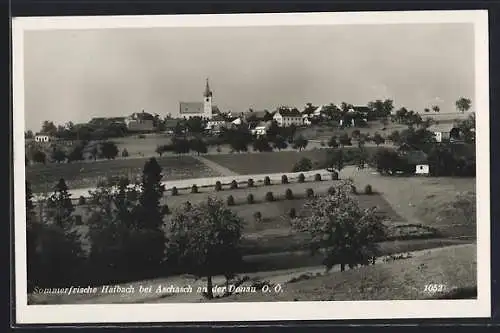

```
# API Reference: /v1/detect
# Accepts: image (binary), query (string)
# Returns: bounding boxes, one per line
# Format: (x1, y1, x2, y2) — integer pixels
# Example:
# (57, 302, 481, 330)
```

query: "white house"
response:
(34, 133, 54, 143)
(273, 108, 303, 127)
(302, 114, 312, 125)
(205, 114, 227, 130)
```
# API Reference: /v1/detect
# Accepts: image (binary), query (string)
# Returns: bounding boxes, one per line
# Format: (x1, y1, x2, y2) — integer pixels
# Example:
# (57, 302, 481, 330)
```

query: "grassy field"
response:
(212, 243, 476, 302)
(113, 133, 172, 158)
(27, 155, 220, 193)
(204, 148, 378, 175)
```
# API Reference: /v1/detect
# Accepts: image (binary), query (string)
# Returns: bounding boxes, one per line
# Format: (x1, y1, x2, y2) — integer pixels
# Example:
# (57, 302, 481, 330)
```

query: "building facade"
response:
(273, 108, 303, 127)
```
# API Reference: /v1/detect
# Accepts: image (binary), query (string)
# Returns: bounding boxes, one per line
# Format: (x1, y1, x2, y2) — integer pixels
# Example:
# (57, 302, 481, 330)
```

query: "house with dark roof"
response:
(125, 110, 156, 132)
(273, 108, 303, 127)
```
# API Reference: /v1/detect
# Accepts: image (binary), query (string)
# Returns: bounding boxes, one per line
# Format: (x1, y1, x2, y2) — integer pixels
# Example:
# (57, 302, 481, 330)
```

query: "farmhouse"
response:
(179, 79, 219, 120)
(273, 108, 303, 127)
(125, 110, 156, 132)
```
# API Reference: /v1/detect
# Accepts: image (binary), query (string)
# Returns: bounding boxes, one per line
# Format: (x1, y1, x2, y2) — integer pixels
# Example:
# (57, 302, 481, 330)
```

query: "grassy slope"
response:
(212, 243, 477, 302)
(27, 155, 220, 193)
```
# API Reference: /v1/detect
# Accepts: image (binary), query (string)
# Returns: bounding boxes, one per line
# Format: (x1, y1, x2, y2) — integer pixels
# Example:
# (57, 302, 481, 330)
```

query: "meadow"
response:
(26, 155, 220, 193)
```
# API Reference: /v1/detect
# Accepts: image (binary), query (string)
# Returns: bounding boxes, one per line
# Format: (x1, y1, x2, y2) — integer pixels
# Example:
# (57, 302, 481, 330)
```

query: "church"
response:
(179, 79, 220, 119)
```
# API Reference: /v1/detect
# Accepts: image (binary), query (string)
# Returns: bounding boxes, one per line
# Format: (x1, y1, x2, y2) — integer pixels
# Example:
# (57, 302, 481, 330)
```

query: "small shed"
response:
(402, 150, 429, 175)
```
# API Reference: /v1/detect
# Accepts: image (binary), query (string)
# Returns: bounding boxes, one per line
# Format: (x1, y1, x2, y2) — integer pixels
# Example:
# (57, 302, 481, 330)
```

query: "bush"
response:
(364, 184, 373, 195)
(298, 173, 306, 183)
(253, 211, 262, 222)
(247, 178, 255, 187)
(215, 181, 222, 191)
(230, 180, 238, 189)
(328, 186, 336, 195)
(78, 196, 86, 205)
(264, 176, 271, 186)
(171, 186, 179, 196)
(285, 188, 294, 200)
(227, 195, 235, 206)
(164, 205, 171, 215)
(292, 158, 313, 172)
(191, 184, 199, 194)
(265, 192, 274, 202)
(289, 208, 297, 219)
(121, 148, 129, 157)
(138, 134, 146, 139)
(314, 173, 322, 181)
(351, 185, 358, 194)
(281, 175, 289, 184)
(306, 188, 314, 198)
(247, 193, 255, 204)
(331, 171, 339, 180)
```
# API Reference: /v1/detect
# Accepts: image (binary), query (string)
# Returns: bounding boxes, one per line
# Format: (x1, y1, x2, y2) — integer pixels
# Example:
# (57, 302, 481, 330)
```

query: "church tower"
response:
(203, 78, 213, 119)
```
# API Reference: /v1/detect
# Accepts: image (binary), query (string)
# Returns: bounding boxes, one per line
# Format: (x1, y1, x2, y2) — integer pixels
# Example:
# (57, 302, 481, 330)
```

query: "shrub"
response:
(247, 193, 255, 204)
(138, 134, 146, 139)
(265, 192, 274, 202)
(121, 148, 129, 157)
(298, 173, 306, 183)
(331, 171, 339, 180)
(191, 184, 199, 194)
(227, 195, 235, 206)
(289, 208, 297, 219)
(281, 175, 289, 184)
(314, 173, 322, 181)
(264, 176, 271, 186)
(164, 205, 171, 215)
(78, 196, 86, 205)
(285, 188, 294, 200)
(171, 186, 179, 196)
(306, 188, 314, 198)
(215, 181, 222, 191)
(364, 184, 373, 195)
(292, 158, 313, 172)
(328, 186, 336, 195)
(253, 211, 262, 222)
(247, 178, 254, 187)
(230, 180, 238, 189)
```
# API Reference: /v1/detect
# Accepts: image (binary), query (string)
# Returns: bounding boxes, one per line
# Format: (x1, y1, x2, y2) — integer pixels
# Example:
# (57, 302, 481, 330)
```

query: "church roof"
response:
(180, 102, 204, 114)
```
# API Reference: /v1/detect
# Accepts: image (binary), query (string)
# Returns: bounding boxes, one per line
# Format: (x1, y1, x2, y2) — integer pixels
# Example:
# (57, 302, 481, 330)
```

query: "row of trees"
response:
(27, 158, 387, 299)
(27, 140, 121, 165)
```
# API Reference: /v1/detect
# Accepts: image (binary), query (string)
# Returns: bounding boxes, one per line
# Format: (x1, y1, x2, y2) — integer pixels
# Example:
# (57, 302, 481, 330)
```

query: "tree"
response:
(67, 144, 84, 162)
(432, 105, 440, 113)
(41, 121, 58, 136)
(252, 136, 273, 152)
(273, 135, 288, 151)
(101, 141, 119, 159)
(372, 133, 385, 146)
(172, 137, 191, 154)
(424, 108, 430, 113)
(387, 130, 401, 145)
(155, 145, 165, 157)
(46, 178, 75, 229)
(455, 114, 476, 143)
(185, 116, 206, 134)
(166, 198, 244, 299)
(90, 145, 99, 161)
(455, 97, 472, 113)
(338, 133, 352, 147)
(325, 148, 345, 173)
(32, 150, 47, 164)
(291, 181, 387, 272)
(122, 148, 129, 157)
(292, 135, 308, 151)
(51, 148, 67, 163)
(328, 136, 339, 148)
(190, 137, 208, 155)
(25, 130, 34, 139)
(372, 148, 402, 175)
(136, 158, 168, 231)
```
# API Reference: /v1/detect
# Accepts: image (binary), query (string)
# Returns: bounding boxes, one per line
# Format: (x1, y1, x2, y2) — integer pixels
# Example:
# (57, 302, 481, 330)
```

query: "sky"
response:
(23, 23, 475, 131)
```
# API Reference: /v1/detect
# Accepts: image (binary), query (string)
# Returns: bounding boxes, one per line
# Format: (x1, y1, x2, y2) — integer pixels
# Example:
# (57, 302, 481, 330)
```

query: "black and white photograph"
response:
(13, 11, 490, 324)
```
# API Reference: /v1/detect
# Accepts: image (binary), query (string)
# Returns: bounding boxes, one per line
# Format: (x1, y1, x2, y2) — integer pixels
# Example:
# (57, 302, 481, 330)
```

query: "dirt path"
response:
(192, 155, 240, 177)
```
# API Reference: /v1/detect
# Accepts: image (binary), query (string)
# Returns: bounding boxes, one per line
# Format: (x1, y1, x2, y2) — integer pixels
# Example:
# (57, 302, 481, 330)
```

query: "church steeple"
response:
(203, 78, 212, 98)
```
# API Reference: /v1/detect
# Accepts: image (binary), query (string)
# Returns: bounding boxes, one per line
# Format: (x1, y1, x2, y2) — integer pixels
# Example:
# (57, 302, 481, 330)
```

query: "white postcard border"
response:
(13, 10, 490, 324)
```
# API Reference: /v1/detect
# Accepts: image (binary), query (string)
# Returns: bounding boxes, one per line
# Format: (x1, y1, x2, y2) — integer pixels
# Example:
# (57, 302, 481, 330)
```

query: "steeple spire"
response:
(204, 78, 212, 98)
